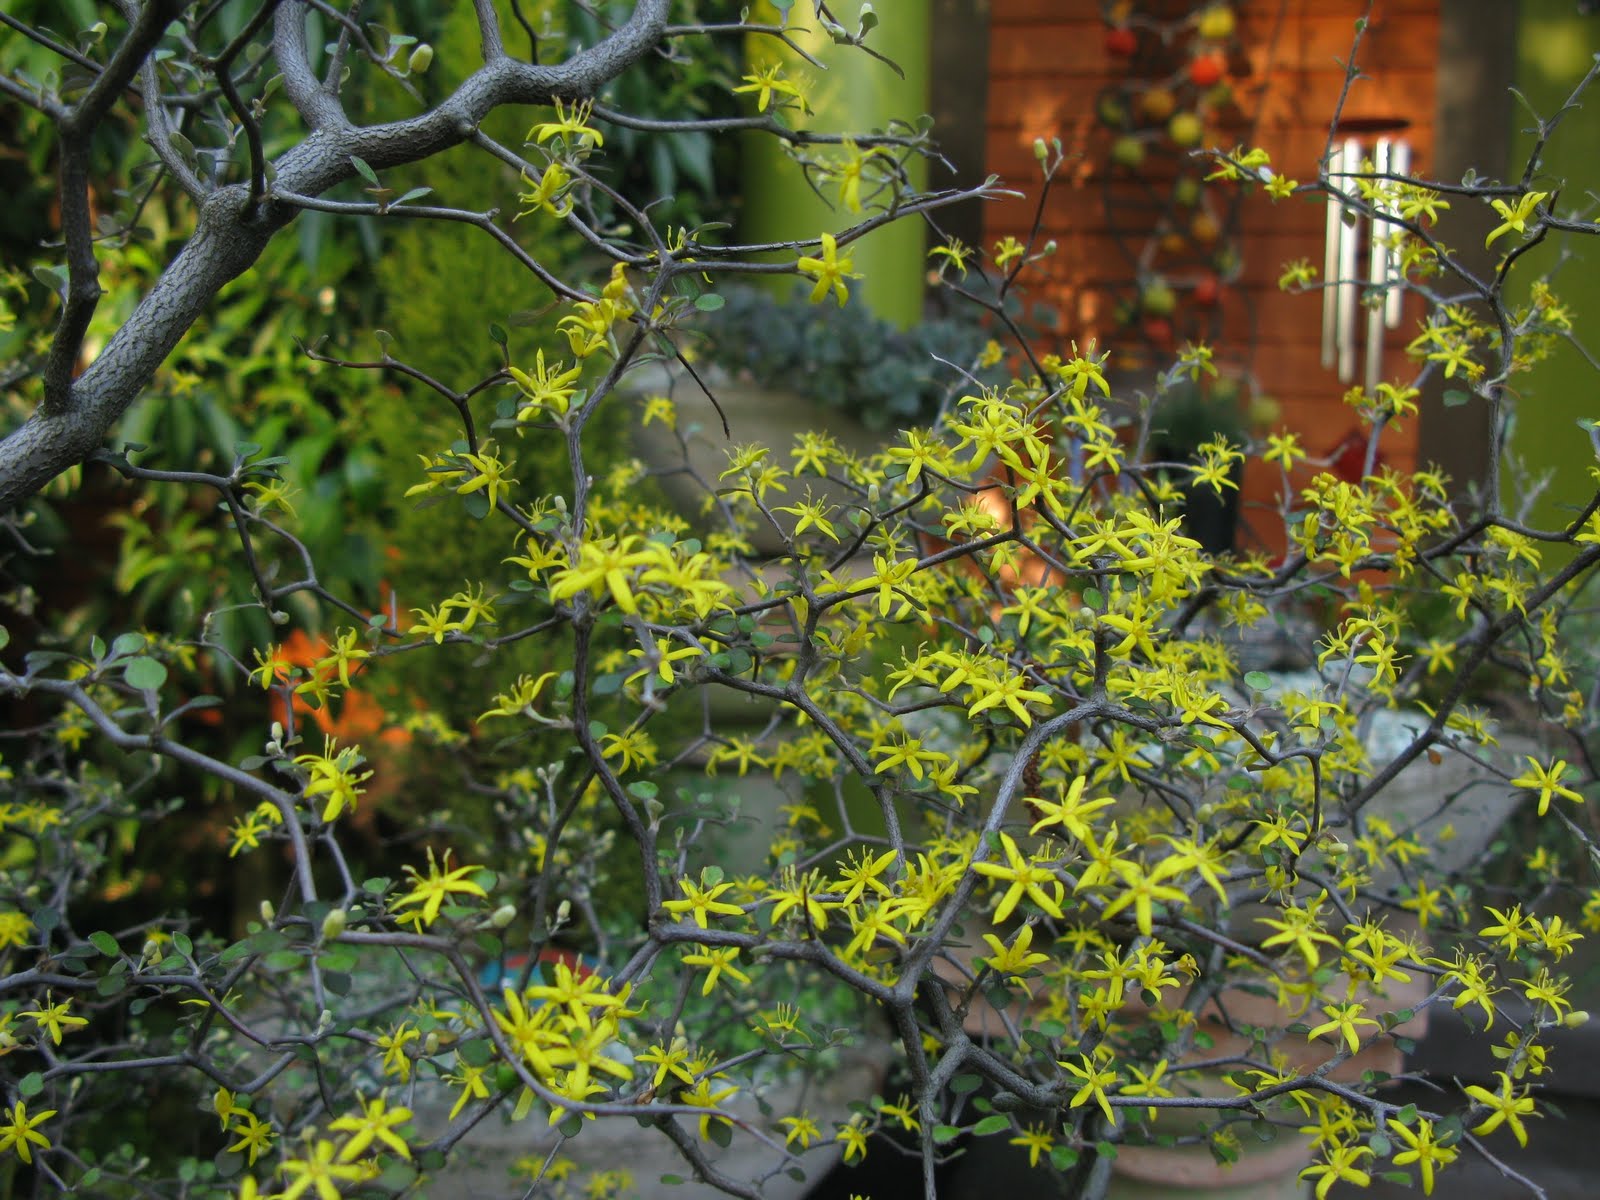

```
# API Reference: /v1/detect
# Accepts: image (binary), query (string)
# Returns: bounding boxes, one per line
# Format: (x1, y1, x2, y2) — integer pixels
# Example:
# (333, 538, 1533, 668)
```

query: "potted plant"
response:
(1146, 376, 1254, 555)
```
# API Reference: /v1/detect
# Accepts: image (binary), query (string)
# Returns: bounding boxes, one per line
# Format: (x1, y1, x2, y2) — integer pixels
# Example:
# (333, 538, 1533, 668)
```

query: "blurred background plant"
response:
(571, 0, 745, 234)
(0, 0, 726, 986)
(694, 284, 1005, 430)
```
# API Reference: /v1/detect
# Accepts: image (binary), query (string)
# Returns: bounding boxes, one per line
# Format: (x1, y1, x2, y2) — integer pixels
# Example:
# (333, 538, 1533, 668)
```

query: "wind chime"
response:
(1321, 121, 1412, 394)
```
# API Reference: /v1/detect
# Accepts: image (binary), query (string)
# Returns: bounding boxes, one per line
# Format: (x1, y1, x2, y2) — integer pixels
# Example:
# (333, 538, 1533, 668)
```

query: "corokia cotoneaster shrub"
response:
(3, 5, 1600, 1200)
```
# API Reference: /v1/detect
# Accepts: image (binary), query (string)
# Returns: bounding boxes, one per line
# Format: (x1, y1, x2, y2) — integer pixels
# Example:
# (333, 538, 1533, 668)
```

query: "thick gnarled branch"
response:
(0, 0, 673, 512)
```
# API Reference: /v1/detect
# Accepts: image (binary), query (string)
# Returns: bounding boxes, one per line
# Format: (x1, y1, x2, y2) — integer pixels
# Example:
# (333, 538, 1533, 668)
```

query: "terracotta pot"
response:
(1109, 970, 1427, 1199)
(934, 922, 1428, 1200)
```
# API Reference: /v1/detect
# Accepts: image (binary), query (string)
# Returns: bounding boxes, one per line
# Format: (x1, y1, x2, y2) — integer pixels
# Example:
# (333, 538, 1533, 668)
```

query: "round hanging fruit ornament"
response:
(1105, 26, 1138, 57)
(1142, 279, 1177, 316)
(1192, 272, 1221, 306)
(1098, 93, 1129, 128)
(1189, 51, 1226, 87)
(1248, 393, 1283, 427)
(1168, 111, 1204, 148)
(1190, 211, 1222, 244)
(1142, 87, 1177, 122)
(1111, 135, 1147, 169)
(1174, 176, 1202, 207)
(1195, 4, 1236, 41)
(1160, 230, 1187, 257)
(1144, 316, 1175, 347)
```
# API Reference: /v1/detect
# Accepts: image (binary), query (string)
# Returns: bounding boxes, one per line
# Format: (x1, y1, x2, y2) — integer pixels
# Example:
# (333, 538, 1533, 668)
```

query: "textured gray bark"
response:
(0, 0, 671, 512)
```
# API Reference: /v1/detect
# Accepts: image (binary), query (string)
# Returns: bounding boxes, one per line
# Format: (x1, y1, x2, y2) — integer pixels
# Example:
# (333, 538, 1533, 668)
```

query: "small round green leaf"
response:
(124, 656, 168, 691)
(111, 632, 146, 657)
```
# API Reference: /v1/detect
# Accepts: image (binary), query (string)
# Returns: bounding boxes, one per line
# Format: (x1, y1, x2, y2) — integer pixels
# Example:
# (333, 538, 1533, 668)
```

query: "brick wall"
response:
(983, 1, 1440, 547)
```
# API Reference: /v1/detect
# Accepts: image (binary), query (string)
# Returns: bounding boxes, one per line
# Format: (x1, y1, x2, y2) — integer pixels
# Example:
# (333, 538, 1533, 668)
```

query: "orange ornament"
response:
(1190, 212, 1221, 244)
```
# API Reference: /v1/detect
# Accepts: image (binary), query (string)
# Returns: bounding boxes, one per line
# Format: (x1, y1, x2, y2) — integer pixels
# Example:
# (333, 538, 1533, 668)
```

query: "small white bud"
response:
(487, 904, 517, 929)
(260, 900, 276, 924)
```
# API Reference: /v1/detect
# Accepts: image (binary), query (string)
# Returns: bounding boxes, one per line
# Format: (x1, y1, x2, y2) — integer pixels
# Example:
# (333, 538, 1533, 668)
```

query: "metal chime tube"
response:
(1385, 140, 1410, 330)
(1321, 143, 1345, 370)
(1365, 138, 1392, 394)
(1336, 137, 1362, 383)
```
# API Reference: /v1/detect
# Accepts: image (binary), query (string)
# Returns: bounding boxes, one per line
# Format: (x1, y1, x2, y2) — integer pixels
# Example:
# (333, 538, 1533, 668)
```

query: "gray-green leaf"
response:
(124, 657, 168, 691)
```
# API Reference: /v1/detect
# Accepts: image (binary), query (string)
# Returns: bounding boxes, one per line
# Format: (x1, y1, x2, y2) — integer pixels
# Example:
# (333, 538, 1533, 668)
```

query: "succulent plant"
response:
(692, 286, 1001, 430)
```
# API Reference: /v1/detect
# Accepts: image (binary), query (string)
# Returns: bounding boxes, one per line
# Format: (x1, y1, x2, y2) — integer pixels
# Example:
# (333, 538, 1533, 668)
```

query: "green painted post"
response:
(1507, 4, 1600, 538)
(738, 1, 932, 328)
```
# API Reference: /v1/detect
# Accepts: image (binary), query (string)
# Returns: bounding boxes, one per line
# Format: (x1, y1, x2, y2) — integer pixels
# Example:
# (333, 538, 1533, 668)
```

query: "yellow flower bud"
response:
(320, 908, 348, 941)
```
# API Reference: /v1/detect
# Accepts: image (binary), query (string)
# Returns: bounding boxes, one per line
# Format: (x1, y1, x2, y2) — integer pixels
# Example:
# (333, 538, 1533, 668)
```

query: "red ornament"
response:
(1193, 274, 1221, 306)
(1144, 317, 1175, 347)
(1105, 27, 1138, 57)
(1188, 52, 1226, 87)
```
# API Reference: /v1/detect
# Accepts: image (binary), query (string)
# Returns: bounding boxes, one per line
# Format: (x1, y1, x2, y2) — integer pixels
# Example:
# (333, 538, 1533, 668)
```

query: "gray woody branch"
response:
(0, 0, 671, 512)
